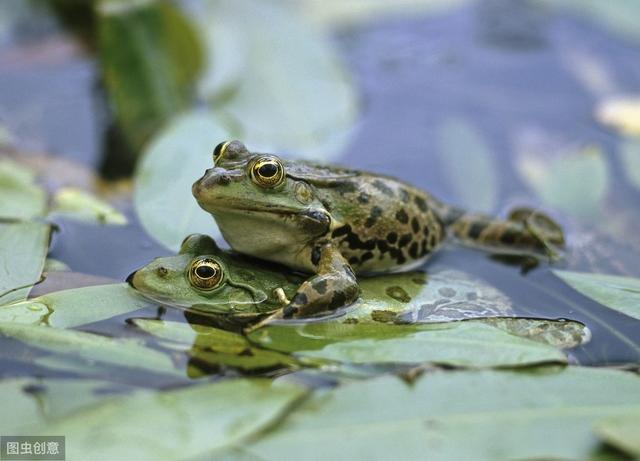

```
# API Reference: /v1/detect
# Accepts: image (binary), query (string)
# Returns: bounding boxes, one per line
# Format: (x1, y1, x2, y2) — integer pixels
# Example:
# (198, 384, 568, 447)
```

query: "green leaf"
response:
(131, 319, 301, 373)
(436, 118, 497, 213)
(198, 0, 357, 159)
(246, 367, 640, 461)
(48, 187, 127, 225)
(620, 138, 640, 191)
(1, 284, 153, 327)
(0, 159, 46, 220)
(30, 379, 306, 461)
(516, 145, 608, 220)
(0, 222, 50, 305)
(133, 111, 232, 250)
(97, 0, 203, 152)
(249, 321, 566, 368)
(554, 270, 640, 321)
(0, 322, 182, 377)
(596, 413, 640, 457)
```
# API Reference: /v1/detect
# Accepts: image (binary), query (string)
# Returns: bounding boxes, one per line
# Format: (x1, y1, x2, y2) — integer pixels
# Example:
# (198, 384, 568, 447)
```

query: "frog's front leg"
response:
(283, 243, 360, 318)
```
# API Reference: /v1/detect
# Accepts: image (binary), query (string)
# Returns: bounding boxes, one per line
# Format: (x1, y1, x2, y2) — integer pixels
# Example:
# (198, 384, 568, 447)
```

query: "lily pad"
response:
(49, 187, 127, 225)
(436, 118, 498, 213)
(97, 0, 203, 152)
(554, 270, 640, 321)
(595, 413, 640, 458)
(30, 379, 307, 461)
(0, 159, 46, 220)
(0, 222, 50, 305)
(134, 111, 232, 250)
(1, 283, 153, 327)
(131, 319, 301, 373)
(198, 0, 357, 159)
(0, 322, 182, 377)
(246, 367, 640, 461)
(516, 144, 608, 220)
(249, 321, 566, 368)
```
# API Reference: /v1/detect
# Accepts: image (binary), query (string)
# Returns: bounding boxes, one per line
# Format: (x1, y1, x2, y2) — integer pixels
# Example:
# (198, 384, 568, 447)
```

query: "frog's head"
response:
(127, 234, 273, 314)
(192, 141, 331, 261)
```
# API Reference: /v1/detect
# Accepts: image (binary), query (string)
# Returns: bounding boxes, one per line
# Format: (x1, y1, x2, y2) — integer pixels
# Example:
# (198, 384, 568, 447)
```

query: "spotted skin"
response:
(193, 141, 565, 318)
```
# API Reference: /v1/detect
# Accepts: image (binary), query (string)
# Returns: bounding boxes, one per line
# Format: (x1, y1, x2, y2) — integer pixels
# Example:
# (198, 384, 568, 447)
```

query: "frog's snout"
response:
(193, 167, 243, 198)
(126, 270, 137, 287)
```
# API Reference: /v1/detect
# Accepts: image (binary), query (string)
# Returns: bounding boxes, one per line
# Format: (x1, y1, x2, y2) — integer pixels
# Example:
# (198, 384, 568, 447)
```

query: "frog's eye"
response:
(213, 141, 231, 165)
(188, 258, 223, 290)
(250, 156, 285, 188)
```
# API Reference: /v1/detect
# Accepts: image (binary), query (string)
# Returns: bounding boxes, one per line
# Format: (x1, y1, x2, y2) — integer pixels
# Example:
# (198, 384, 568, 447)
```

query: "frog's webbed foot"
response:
(449, 207, 565, 262)
(283, 244, 360, 319)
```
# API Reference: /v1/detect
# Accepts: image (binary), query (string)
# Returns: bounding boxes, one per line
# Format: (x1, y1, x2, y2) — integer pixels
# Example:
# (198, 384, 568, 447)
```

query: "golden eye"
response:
(250, 156, 285, 188)
(188, 258, 223, 290)
(213, 141, 231, 165)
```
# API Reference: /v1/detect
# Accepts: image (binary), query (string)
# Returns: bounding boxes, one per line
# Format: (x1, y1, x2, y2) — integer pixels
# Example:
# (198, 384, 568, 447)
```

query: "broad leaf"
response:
(198, 0, 357, 159)
(1, 284, 153, 327)
(30, 379, 306, 461)
(0, 159, 46, 220)
(596, 413, 640, 457)
(249, 321, 566, 368)
(0, 222, 50, 305)
(436, 118, 498, 213)
(49, 187, 127, 225)
(555, 270, 640, 321)
(133, 111, 232, 250)
(97, 0, 203, 152)
(246, 367, 640, 461)
(0, 322, 182, 377)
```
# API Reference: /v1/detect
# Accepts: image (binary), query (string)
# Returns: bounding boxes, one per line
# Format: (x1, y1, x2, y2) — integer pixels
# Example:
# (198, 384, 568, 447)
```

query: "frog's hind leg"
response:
(448, 207, 565, 260)
(283, 244, 360, 318)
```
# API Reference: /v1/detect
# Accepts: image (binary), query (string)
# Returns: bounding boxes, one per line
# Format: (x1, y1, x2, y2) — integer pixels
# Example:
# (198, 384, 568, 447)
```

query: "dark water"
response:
(1, 2, 640, 383)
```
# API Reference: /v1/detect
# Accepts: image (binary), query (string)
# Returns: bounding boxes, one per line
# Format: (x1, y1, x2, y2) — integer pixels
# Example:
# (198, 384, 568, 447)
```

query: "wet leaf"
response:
(246, 367, 640, 461)
(596, 97, 640, 136)
(516, 145, 608, 220)
(49, 187, 127, 225)
(436, 119, 497, 213)
(0, 378, 138, 433)
(198, 0, 357, 159)
(0, 222, 50, 305)
(596, 413, 640, 457)
(2, 284, 153, 327)
(554, 270, 640, 321)
(0, 159, 46, 220)
(132, 319, 301, 372)
(30, 379, 306, 461)
(620, 138, 640, 191)
(249, 321, 566, 368)
(97, 0, 203, 152)
(134, 111, 232, 250)
(0, 322, 182, 377)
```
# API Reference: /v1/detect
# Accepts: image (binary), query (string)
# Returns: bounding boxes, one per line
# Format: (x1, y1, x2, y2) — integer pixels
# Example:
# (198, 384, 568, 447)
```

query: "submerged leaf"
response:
(246, 368, 640, 461)
(2, 284, 153, 327)
(49, 187, 127, 225)
(0, 222, 50, 305)
(0, 322, 181, 377)
(30, 379, 306, 461)
(198, 0, 357, 159)
(250, 321, 566, 368)
(436, 118, 498, 213)
(516, 145, 608, 220)
(554, 270, 640, 321)
(134, 111, 232, 250)
(0, 159, 47, 220)
(97, 0, 203, 152)
(595, 413, 640, 457)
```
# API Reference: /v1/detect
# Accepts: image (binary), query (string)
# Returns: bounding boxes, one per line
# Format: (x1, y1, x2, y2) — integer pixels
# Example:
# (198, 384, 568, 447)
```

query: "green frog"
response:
(192, 141, 564, 318)
(128, 234, 589, 349)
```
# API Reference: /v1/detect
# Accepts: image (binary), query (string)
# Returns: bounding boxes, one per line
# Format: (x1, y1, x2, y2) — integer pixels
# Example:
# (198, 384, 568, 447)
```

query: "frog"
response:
(191, 140, 565, 319)
(127, 234, 589, 349)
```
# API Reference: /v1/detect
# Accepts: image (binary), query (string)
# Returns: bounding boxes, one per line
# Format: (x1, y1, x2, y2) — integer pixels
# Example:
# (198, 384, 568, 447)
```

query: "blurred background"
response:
(1, 0, 639, 277)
